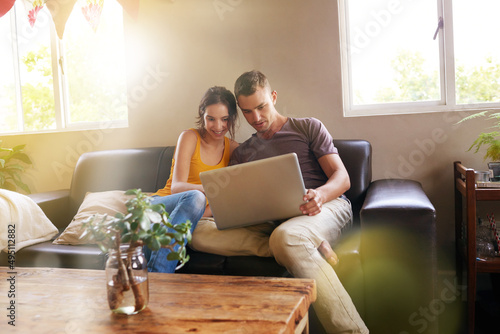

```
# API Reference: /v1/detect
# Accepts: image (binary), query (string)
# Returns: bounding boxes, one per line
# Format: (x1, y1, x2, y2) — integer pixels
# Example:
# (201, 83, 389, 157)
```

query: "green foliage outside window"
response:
(456, 57, 500, 105)
(375, 50, 440, 103)
(22, 46, 56, 131)
(374, 50, 500, 105)
(1, 3, 127, 134)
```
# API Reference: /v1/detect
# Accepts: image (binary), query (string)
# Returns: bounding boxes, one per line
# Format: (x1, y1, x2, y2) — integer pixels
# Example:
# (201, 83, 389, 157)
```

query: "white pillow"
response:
(52, 190, 134, 245)
(0, 189, 59, 252)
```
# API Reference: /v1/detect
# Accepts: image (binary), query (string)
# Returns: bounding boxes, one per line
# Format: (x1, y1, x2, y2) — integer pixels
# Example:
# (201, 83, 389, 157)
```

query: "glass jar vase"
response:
(105, 244, 149, 315)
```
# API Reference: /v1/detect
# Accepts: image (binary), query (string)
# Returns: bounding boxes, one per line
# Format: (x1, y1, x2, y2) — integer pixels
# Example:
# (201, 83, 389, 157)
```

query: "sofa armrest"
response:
(360, 179, 436, 249)
(359, 179, 437, 334)
(28, 190, 71, 230)
(360, 178, 436, 268)
(361, 179, 436, 226)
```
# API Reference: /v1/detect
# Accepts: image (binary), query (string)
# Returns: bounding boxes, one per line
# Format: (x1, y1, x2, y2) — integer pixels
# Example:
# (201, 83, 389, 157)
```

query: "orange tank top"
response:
(154, 129, 231, 196)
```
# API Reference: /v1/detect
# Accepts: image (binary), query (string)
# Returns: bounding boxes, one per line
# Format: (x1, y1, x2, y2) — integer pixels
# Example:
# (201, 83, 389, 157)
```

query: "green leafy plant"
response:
(82, 189, 192, 261)
(0, 140, 33, 193)
(458, 111, 500, 161)
(82, 189, 192, 312)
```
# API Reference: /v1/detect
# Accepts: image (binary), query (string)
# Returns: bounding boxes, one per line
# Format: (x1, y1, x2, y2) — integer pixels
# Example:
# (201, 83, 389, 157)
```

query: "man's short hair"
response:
(234, 70, 272, 98)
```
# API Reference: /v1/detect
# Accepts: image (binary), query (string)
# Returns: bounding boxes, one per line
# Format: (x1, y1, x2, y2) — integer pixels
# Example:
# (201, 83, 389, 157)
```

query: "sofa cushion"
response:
(0, 189, 58, 252)
(0, 241, 106, 269)
(53, 190, 133, 245)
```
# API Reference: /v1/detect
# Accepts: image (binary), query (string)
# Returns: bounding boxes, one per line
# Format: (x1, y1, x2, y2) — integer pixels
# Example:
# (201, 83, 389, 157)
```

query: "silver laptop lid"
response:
(200, 153, 306, 230)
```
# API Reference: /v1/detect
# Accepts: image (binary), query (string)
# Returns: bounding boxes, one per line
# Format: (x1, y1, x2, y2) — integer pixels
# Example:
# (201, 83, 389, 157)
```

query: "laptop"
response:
(199, 153, 306, 230)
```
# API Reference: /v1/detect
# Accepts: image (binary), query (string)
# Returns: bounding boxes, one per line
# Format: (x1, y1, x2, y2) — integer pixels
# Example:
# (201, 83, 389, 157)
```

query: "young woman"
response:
(145, 86, 239, 273)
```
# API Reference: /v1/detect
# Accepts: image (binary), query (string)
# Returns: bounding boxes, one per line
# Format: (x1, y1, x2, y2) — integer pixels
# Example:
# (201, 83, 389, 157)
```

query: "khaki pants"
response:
(191, 197, 369, 334)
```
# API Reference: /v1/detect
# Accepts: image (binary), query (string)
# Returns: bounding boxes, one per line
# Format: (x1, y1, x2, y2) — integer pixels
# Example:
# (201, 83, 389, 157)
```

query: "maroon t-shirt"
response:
(230, 117, 338, 189)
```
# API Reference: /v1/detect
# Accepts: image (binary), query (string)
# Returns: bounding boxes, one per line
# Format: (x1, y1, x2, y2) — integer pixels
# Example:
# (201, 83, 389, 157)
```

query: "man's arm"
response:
(299, 153, 350, 216)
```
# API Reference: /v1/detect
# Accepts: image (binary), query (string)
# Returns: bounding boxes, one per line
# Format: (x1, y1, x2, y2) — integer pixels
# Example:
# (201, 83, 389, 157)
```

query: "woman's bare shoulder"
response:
(174, 129, 199, 158)
(177, 129, 198, 144)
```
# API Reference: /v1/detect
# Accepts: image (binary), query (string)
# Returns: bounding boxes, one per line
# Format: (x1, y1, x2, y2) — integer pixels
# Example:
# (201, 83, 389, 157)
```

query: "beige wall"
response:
(1, 0, 494, 268)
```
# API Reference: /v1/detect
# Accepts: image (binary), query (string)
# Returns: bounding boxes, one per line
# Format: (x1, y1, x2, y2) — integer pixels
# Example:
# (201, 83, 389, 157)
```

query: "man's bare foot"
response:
(318, 240, 339, 266)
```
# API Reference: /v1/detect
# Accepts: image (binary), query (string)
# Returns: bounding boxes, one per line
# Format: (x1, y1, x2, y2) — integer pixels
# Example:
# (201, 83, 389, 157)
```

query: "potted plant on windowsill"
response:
(81, 189, 192, 315)
(459, 110, 500, 180)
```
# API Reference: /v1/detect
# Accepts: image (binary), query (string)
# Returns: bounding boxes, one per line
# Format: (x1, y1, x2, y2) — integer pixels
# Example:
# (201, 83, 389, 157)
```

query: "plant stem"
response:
(125, 247, 145, 312)
(115, 233, 130, 291)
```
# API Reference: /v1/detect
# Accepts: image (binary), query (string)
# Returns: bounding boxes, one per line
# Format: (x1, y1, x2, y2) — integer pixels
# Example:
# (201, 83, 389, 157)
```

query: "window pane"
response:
(346, 0, 440, 105)
(15, 3, 56, 131)
(0, 11, 18, 133)
(453, 0, 500, 105)
(63, 0, 128, 124)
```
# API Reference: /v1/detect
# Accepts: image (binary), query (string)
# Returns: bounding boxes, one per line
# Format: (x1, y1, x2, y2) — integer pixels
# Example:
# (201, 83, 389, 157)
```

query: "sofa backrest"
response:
(69, 140, 372, 219)
(334, 140, 372, 225)
(69, 147, 175, 216)
(334, 140, 372, 206)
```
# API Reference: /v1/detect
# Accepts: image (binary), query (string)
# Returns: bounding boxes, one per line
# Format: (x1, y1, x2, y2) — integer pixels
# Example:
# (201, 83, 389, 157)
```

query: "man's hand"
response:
(300, 189, 326, 216)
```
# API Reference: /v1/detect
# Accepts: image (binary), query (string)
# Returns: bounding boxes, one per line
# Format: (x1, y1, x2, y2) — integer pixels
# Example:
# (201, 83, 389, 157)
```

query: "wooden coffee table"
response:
(1, 267, 316, 333)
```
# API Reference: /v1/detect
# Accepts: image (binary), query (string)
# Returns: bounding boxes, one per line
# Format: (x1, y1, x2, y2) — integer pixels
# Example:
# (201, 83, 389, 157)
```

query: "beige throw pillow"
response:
(52, 190, 134, 245)
(0, 189, 59, 252)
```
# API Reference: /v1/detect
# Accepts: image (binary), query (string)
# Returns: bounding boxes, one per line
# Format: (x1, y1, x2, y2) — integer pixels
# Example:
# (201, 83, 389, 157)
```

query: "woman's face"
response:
(203, 103, 230, 141)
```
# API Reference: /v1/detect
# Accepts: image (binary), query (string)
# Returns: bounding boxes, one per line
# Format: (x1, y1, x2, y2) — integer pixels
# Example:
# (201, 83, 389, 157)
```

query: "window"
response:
(0, 0, 127, 134)
(339, 0, 500, 116)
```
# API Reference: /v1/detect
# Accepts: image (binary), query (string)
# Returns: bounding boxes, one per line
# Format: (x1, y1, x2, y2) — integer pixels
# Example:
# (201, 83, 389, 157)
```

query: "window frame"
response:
(338, 0, 500, 117)
(0, 3, 128, 136)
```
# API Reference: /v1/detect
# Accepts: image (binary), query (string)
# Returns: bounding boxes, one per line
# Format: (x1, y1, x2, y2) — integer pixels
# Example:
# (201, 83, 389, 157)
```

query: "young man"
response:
(191, 70, 368, 333)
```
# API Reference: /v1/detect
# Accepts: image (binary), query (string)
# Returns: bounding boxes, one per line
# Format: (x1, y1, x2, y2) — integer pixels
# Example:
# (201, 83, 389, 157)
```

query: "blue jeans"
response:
(143, 190, 206, 273)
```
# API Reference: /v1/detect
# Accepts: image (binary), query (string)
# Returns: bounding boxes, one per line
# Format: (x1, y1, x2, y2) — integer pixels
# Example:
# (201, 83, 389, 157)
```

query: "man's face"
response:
(237, 87, 277, 134)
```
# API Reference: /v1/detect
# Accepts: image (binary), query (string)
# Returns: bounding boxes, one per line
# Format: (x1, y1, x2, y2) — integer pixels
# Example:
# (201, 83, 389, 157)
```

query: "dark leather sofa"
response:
(0, 140, 437, 334)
